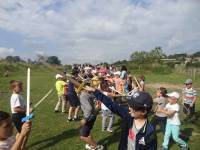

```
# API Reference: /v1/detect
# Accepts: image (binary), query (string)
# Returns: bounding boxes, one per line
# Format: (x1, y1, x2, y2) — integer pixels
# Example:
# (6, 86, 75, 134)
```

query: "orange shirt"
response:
(113, 77, 124, 93)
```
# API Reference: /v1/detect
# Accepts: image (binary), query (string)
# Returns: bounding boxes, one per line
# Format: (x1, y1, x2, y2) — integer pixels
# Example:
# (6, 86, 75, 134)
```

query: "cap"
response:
(127, 91, 153, 111)
(185, 79, 192, 84)
(55, 74, 63, 79)
(166, 91, 180, 99)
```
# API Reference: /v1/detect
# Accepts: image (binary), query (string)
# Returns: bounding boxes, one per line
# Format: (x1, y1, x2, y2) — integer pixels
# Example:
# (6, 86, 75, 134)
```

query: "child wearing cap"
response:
(157, 91, 188, 150)
(182, 79, 197, 122)
(84, 86, 157, 150)
(55, 74, 67, 113)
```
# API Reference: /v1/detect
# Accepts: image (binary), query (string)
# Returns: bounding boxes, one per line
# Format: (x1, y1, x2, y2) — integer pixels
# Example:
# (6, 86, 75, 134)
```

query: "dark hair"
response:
(0, 111, 10, 125)
(129, 105, 149, 118)
(121, 65, 127, 72)
(159, 87, 167, 97)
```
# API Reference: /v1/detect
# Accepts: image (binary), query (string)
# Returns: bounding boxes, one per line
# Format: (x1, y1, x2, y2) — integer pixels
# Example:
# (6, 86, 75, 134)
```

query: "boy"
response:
(151, 87, 168, 134)
(157, 92, 188, 150)
(0, 111, 32, 150)
(79, 89, 104, 150)
(55, 74, 67, 113)
(84, 86, 157, 150)
(182, 79, 197, 121)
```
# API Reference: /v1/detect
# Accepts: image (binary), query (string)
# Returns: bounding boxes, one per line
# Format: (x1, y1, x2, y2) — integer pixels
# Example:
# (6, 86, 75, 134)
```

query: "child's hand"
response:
(21, 121, 32, 137)
(190, 103, 193, 107)
(29, 108, 34, 113)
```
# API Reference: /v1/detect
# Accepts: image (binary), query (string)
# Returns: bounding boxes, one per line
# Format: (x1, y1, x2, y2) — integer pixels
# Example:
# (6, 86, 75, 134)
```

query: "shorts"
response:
(67, 93, 80, 107)
(183, 103, 195, 115)
(80, 115, 96, 137)
(12, 113, 26, 132)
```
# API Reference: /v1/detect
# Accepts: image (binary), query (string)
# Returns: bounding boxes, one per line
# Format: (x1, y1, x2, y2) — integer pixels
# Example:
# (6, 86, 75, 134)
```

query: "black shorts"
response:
(67, 93, 80, 107)
(80, 116, 96, 137)
(12, 113, 26, 132)
(183, 103, 195, 115)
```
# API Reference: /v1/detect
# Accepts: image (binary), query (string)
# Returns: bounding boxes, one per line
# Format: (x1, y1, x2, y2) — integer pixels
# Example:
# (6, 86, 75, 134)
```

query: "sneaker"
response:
(180, 146, 189, 150)
(85, 144, 93, 150)
(54, 110, 59, 113)
(73, 116, 78, 121)
(67, 118, 72, 122)
(85, 144, 104, 150)
(106, 128, 113, 133)
(95, 145, 104, 150)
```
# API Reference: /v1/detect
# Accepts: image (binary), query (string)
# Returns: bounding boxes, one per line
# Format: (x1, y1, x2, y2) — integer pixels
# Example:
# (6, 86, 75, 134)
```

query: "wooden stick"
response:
(134, 76, 142, 89)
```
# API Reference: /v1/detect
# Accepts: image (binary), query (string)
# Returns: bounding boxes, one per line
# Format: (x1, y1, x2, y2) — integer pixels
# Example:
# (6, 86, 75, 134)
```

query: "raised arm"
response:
(85, 86, 129, 118)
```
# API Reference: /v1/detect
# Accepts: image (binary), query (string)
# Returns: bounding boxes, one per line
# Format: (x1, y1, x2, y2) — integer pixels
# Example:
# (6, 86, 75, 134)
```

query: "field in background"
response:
(0, 63, 200, 150)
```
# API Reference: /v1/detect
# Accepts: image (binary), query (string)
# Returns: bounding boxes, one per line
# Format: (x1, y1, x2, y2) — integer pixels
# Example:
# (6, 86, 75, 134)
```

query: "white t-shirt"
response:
(101, 92, 109, 111)
(10, 93, 26, 114)
(0, 136, 15, 150)
(165, 103, 180, 125)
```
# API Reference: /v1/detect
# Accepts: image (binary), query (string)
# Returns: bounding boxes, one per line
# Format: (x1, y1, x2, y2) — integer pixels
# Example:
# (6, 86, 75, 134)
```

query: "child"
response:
(10, 80, 26, 133)
(113, 71, 124, 94)
(55, 74, 67, 113)
(151, 87, 168, 134)
(66, 76, 80, 121)
(99, 80, 115, 133)
(157, 92, 188, 150)
(139, 75, 145, 91)
(0, 111, 31, 150)
(85, 86, 157, 150)
(182, 79, 197, 121)
(79, 89, 104, 150)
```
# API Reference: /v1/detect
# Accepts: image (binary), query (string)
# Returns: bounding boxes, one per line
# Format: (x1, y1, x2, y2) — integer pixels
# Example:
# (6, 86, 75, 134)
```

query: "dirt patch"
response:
(146, 83, 183, 90)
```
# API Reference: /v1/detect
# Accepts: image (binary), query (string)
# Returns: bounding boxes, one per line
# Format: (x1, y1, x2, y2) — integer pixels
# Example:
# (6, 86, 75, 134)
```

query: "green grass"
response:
(0, 65, 200, 150)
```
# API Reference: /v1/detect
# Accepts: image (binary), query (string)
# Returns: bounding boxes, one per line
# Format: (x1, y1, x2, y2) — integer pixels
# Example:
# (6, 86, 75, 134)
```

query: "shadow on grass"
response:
(98, 119, 122, 150)
(180, 128, 193, 142)
(27, 128, 78, 150)
(168, 128, 193, 149)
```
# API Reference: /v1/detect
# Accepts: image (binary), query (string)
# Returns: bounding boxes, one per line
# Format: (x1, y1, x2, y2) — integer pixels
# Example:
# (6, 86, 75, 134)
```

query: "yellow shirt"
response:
(55, 80, 66, 96)
(91, 76, 100, 88)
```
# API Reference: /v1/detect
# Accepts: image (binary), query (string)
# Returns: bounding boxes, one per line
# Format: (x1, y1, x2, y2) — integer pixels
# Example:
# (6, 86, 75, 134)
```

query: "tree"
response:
(192, 51, 200, 57)
(130, 47, 166, 64)
(5, 56, 22, 63)
(47, 56, 61, 65)
(149, 47, 166, 62)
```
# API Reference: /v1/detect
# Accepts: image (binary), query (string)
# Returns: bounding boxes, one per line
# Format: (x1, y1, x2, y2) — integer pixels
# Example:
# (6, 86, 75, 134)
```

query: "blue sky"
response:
(0, 0, 200, 64)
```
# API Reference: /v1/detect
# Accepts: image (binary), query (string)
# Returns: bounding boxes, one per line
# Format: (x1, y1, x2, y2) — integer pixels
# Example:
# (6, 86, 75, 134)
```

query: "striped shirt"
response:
(182, 87, 197, 104)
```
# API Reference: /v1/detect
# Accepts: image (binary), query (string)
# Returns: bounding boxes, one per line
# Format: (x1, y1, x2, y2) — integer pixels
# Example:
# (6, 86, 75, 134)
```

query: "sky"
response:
(0, 0, 200, 64)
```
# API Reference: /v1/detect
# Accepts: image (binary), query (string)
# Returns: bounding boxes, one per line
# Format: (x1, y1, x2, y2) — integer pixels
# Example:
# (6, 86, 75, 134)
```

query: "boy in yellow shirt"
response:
(55, 74, 67, 113)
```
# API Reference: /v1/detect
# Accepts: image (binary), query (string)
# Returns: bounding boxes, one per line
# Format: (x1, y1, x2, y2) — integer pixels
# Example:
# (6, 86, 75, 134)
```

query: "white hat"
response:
(55, 74, 63, 79)
(167, 92, 180, 99)
(84, 67, 91, 70)
(114, 71, 121, 75)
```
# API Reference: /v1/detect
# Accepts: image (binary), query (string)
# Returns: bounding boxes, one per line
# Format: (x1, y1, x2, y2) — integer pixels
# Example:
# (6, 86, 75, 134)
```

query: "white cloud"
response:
(0, 0, 199, 63)
(0, 47, 15, 57)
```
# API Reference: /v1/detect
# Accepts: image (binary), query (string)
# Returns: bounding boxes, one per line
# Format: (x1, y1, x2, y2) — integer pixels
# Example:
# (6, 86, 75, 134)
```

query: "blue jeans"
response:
(162, 124, 187, 148)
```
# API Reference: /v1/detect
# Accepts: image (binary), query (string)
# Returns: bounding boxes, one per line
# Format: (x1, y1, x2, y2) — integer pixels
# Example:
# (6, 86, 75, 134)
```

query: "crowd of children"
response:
(0, 63, 198, 150)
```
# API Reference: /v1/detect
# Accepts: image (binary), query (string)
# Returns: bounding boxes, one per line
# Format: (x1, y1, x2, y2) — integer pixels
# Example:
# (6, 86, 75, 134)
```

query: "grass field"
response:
(0, 65, 200, 150)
